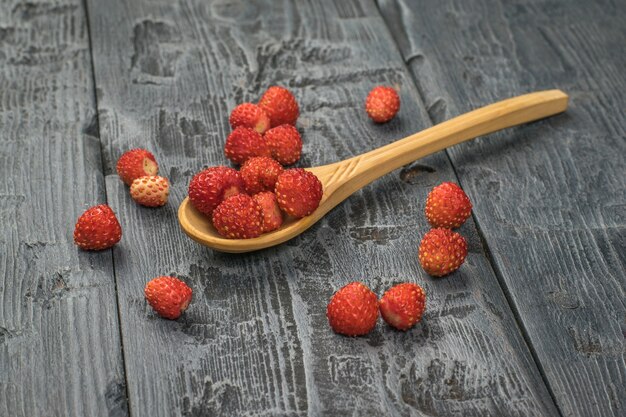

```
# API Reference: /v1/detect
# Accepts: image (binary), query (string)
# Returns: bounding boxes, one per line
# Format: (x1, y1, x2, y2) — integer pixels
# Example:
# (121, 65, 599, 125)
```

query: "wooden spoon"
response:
(178, 89, 568, 253)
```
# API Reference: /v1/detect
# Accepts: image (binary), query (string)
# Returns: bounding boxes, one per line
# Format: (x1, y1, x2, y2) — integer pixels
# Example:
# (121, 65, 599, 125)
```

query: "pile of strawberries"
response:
(326, 181, 473, 336)
(187, 86, 325, 239)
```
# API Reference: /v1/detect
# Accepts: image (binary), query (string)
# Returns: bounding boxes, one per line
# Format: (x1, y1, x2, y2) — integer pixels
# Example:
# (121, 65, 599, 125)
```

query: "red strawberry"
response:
(74, 204, 122, 250)
(240, 156, 284, 194)
(425, 182, 472, 229)
(253, 192, 283, 233)
(326, 282, 379, 336)
(212, 194, 263, 239)
(258, 86, 299, 127)
(379, 283, 426, 331)
(224, 126, 271, 165)
(116, 149, 158, 185)
(229, 103, 270, 134)
(130, 176, 169, 207)
(265, 125, 302, 165)
(144, 276, 193, 320)
(188, 166, 245, 216)
(418, 228, 467, 277)
(365, 86, 400, 123)
(275, 169, 323, 218)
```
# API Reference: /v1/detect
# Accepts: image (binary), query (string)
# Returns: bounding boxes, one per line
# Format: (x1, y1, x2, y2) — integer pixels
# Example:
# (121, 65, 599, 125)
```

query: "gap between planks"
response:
(81, 0, 132, 414)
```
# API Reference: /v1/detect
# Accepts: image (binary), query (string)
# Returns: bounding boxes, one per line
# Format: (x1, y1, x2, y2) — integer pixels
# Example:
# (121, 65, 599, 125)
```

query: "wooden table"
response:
(1, 0, 624, 416)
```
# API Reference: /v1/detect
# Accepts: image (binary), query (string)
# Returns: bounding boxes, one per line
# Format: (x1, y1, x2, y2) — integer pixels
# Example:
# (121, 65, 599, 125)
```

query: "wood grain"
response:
(0, 0, 127, 416)
(86, 0, 559, 415)
(377, 0, 626, 415)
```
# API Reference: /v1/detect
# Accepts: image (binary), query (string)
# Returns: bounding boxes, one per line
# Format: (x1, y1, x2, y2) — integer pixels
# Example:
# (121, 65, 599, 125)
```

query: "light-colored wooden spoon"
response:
(178, 90, 568, 253)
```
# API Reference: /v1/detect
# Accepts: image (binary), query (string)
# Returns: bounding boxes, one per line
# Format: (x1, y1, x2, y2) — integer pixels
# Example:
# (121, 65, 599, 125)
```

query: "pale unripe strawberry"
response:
(130, 176, 169, 207)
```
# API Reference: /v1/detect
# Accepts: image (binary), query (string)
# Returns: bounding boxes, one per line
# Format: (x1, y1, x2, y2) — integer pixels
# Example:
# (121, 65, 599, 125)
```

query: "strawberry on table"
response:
(116, 148, 158, 185)
(240, 156, 284, 194)
(252, 191, 283, 233)
(327, 282, 379, 336)
(74, 204, 122, 250)
(130, 176, 169, 207)
(212, 194, 264, 239)
(365, 86, 400, 123)
(418, 228, 467, 277)
(188, 166, 245, 216)
(258, 86, 299, 127)
(144, 276, 192, 320)
(229, 103, 270, 134)
(274, 168, 323, 218)
(224, 126, 271, 165)
(265, 124, 302, 166)
(379, 283, 426, 331)
(425, 182, 472, 229)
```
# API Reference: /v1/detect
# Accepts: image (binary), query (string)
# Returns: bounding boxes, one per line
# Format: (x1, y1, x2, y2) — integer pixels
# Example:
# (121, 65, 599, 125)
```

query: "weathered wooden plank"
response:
(0, 1, 128, 416)
(87, 0, 559, 415)
(377, 0, 626, 416)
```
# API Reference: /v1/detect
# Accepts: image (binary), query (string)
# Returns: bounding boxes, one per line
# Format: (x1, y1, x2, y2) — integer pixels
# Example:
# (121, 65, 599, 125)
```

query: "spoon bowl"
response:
(179, 90, 568, 253)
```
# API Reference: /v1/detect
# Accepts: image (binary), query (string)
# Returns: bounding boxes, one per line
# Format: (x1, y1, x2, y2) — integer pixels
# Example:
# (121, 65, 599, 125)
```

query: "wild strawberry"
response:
(116, 149, 158, 185)
(258, 86, 299, 127)
(274, 169, 323, 218)
(130, 176, 169, 207)
(380, 283, 426, 331)
(425, 182, 472, 229)
(224, 126, 271, 165)
(144, 276, 193, 320)
(74, 204, 122, 250)
(212, 194, 263, 239)
(265, 125, 302, 165)
(240, 156, 284, 194)
(326, 282, 379, 336)
(365, 86, 400, 123)
(229, 103, 270, 134)
(253, 192, 283, 233)
(418, 228, 467, 277)
(188, 166, 245, 216)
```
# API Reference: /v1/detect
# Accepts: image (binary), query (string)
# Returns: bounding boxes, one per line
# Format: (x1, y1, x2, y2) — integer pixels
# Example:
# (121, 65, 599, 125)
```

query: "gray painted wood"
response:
(86, 0, 561, 415)
(0, 0, 127, 416)
(377, 0, 626, 416)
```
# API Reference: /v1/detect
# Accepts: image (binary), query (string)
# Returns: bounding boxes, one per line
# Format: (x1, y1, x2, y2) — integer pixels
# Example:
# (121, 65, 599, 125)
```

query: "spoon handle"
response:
(326, 90, 568, 193)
